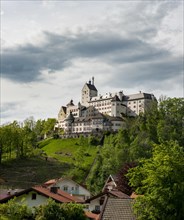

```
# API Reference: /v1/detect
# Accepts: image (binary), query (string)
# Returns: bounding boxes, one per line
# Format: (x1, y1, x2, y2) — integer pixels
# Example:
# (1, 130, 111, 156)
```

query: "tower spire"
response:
(92, 76, 94, 85)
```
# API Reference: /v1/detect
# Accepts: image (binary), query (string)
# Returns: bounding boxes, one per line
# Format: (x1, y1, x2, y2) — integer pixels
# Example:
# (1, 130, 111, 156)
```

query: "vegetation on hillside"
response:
(0, 97, 184, 219)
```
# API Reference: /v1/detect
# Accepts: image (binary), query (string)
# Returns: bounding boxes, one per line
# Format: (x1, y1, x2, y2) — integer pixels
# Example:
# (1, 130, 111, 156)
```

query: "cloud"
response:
(1, 27, 182, 87)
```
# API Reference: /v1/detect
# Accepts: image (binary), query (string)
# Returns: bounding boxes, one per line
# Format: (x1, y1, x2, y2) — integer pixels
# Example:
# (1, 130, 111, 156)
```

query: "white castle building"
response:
(55, 77, 156, 136)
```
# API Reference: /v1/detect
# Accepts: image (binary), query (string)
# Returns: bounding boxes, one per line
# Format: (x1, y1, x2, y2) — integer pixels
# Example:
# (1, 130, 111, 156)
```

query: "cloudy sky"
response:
(1, 0, 183, 125)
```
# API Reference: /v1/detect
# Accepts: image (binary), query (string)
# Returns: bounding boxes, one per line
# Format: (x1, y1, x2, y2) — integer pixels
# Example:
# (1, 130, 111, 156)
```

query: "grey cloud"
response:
(110, 56, 183, 91)
(1, 102, 24, 119)
(1, 1, 182, 85)
(2, 30, 180, 83)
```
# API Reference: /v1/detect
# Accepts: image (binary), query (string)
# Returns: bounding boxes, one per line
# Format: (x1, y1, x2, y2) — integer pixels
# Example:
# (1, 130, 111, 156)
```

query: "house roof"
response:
(99, 197, 136, 220)
(123, 92, 156, 101)
(46, 177, 91, 194)
(111, 95, 121, 102)
(60, 106, 67, 114)
(85, 189, 129, 203)
(0, 189, 24, 201)
(85, 211, 99, 220)
(44, 179, 58, 186)
(0, 186, 83, 204)
(33, 186, 83, 203)
(86, 83, 97, 91)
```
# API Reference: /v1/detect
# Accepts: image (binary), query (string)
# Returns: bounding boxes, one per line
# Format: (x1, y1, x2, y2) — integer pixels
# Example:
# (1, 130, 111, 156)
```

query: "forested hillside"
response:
(0, 97, 184, 219)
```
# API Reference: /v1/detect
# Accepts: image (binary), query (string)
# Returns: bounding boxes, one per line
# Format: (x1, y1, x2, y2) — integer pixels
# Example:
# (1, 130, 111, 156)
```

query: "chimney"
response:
(50, 186, 58, 194)
(92, 76, 94, 85)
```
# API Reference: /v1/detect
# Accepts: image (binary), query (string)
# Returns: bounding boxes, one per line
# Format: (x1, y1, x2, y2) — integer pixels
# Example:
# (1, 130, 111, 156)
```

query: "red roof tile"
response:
(85, 211, 99, 220)
(32, 186, 83, 203)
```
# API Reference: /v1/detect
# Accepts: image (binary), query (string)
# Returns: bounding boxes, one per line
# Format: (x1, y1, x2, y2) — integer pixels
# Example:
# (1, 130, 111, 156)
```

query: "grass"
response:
(40, 138, 98, 165)
(0, 137, 99, 189)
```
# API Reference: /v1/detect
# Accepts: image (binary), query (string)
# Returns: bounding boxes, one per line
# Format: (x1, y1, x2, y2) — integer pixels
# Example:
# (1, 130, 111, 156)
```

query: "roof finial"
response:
(92, 76, 94, 85)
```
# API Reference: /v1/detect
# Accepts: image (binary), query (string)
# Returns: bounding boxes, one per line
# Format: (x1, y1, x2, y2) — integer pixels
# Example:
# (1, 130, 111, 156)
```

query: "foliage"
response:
(0, 118, 58, 163)
(61, 203, 87, 220)
(87, 97, 184, 194)
(35, 199, 64, 220)
(0, 199, 87, 220)
(127, 141, 184, 220)
(0, 198, 33, 220)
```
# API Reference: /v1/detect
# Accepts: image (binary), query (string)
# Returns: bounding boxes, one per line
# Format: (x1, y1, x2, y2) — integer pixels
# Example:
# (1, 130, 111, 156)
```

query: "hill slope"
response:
(0, 138, 98, 189)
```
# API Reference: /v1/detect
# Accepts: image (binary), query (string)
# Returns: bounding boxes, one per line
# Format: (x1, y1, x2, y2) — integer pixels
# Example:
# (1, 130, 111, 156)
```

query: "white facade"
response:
(56, 78, 156, 134)
(48, 178, 91, 200)
(15, 190, 48, 208)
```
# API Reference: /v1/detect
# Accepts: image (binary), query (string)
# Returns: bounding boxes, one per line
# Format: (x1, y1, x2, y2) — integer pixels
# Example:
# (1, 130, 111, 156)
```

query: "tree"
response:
(127, 141, 184, 220)
(61, 203, 87, 220)
(157, 98, 184, 145)
(0, 198, 33, 220)
(35, 199, 64, 220)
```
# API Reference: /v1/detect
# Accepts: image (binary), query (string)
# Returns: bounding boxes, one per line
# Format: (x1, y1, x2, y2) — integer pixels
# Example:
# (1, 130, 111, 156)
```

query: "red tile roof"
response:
(44, 179, 58, 186)
(85, 211, 99, 220)
(32, 186, 83, 203)
(0, 186, 83, 204)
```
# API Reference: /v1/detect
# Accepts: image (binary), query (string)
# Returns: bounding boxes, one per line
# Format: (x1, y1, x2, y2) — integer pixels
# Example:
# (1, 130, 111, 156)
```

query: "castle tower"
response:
(81, 77, 98, 106)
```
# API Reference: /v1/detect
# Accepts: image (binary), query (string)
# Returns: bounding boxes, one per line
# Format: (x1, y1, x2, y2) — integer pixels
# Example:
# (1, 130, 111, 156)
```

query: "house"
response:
(0, 185, 83, 207)
(85, 189, 130, 214)
(102, 174, 118, 192)
(0, 188, 24, 201)
(99, 197, 136, 220)
(44, 177, 91, 201)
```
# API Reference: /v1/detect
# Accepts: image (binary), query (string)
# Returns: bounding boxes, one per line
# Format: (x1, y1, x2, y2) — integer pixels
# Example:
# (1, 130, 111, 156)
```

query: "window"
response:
(95, 205, 100, 211)
(63, 186, 68, 191)
(32, 193, 37, 200)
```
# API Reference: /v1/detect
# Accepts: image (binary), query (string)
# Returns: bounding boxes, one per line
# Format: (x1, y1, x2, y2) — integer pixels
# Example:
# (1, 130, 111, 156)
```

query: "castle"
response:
(55, 77, 156, 137)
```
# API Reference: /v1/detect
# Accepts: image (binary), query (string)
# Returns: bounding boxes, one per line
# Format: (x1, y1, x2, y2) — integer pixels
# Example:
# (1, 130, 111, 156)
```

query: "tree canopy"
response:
(127, 141, 184, 220)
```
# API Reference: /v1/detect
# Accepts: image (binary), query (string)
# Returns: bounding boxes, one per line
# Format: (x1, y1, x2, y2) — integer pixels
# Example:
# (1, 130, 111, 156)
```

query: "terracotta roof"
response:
(100, 197, 136, 220)
(44, 179, 58, 186)
(32, 186, 83, 203)
(85, 211, 99, 220)
(0, 186, 83, 204)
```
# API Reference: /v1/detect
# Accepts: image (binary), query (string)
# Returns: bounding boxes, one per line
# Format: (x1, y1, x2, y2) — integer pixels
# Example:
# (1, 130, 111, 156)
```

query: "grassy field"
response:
(0, 138, 98, 189)
(40, 138, 98, 165)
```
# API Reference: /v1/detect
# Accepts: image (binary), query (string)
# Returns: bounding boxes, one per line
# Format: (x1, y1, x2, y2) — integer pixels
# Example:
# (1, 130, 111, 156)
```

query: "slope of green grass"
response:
(0, 138, 99, 189)
(40, 138, 98, 165)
